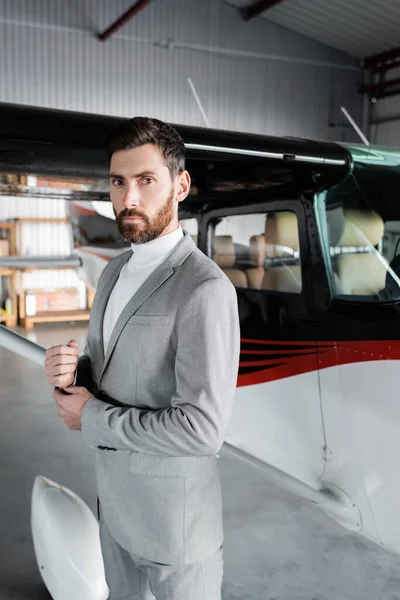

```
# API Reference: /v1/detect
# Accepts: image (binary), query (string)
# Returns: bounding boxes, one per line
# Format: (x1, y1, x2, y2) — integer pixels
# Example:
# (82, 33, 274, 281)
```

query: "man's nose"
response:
(122, 185, 141, 209)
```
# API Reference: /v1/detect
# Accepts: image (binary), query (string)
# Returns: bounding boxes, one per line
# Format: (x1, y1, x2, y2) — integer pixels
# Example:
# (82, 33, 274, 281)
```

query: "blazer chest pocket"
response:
(124, 315, 174, 404)
(126, 315, 170, 326)
(130, 453, 213, 478)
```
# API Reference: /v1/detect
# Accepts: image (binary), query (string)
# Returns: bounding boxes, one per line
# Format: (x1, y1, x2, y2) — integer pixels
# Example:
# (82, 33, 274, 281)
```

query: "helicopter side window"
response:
(330, 208, 388, 297)
(315, 147, 400, 303)
(315, 193, 400, 302)
(208, 211, 302, 293)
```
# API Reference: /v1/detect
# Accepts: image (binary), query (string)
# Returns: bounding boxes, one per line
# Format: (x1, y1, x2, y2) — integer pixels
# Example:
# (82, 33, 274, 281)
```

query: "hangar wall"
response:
(0, 0, 362, 140)
(0, 196, 81, 293)
(0, 0, 363, 295)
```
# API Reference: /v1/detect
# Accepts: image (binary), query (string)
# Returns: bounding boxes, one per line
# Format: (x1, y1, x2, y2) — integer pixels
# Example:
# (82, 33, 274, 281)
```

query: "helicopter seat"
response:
(262, 212, 302, 294)
(214, 235, 248, 288)
(333, 209, 387, 296)
(245, 234, 265, 289)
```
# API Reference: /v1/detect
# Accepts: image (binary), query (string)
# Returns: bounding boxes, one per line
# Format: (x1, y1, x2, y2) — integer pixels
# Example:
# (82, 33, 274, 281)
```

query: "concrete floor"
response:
(1, 323, 400, 600)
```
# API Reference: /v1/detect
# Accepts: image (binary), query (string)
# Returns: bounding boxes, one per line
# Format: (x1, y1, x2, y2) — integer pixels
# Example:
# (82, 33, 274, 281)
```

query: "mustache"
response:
(118, 209, 147, 220)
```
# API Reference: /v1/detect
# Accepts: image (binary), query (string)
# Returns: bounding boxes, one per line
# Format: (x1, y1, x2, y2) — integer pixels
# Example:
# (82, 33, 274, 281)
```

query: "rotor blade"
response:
(0, 324, 46, 365)
(0, 255, 82, 269)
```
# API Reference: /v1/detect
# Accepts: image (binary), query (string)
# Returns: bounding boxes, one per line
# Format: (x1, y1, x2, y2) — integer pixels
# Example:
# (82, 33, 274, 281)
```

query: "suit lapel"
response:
(90, 250, 132, 369)
(98, 231, 196, 384)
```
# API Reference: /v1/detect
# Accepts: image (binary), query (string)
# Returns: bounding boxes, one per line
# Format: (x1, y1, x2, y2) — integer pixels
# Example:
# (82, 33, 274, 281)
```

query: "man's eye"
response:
(142, 177, 153, 185)
(111, 179, 123, 186)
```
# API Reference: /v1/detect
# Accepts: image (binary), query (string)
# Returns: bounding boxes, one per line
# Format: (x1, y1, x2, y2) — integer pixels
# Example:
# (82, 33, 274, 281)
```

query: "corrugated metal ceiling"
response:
(230, 0, 400, 59)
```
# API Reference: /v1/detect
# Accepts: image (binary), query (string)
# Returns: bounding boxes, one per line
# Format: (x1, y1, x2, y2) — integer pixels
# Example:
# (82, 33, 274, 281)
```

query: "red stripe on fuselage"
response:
(237, 340, 400, 387)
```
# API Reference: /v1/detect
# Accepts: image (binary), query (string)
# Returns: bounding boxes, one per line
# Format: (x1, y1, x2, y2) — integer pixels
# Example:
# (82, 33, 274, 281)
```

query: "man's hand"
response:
(44, 340, 79, 388)
(53, 386, 94, 430)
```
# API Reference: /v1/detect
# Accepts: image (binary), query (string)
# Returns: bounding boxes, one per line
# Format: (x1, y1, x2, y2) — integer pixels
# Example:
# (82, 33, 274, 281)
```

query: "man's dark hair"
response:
(106, 117, 185, 179)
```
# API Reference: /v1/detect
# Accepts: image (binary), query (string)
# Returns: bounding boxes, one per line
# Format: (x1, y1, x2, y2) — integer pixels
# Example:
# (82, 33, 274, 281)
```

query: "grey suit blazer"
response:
(78, 231, 240, 565)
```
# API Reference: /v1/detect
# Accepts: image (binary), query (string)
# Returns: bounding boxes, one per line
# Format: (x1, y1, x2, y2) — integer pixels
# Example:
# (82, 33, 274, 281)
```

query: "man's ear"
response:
(176, 170, 191, 203)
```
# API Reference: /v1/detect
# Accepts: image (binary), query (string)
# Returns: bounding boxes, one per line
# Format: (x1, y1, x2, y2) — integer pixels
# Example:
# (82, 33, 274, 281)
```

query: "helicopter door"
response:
(204, 203, 326, 485)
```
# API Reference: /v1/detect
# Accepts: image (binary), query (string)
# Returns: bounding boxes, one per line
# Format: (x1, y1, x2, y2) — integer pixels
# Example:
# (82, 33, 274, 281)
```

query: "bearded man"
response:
(44, 117, 240, 600)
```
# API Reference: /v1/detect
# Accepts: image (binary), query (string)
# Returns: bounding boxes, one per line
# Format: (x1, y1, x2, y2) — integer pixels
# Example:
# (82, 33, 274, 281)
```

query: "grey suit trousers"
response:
(99, 508, 223, 600)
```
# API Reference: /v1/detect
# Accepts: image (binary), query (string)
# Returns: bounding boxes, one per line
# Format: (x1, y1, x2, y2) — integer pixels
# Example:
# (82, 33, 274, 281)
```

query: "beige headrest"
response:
(265, 212, 299, 257)
(224, 268, 248, 288)
(337, 209, 384, 247)
(214, 236, 235, 268)
(249, 235, 265, 267)
(337, 254, 387, 295)
(262, 265, 302, 294)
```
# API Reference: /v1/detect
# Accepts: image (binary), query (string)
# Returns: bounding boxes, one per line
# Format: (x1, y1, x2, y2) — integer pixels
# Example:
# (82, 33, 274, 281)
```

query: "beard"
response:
(115, 188, 175, 244)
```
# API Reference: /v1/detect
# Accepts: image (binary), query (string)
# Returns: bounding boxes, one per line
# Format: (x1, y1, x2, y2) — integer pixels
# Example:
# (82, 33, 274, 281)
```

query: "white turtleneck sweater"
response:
(102, 225, 184, 354)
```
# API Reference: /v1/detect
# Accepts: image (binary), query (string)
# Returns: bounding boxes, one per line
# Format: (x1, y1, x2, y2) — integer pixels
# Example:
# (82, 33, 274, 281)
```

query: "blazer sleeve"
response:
(80, 277, 241, 456)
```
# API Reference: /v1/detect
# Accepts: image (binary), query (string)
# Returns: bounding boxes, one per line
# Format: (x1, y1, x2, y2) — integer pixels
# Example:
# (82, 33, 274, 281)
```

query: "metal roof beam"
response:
(364, 46, 400, 70)
(370, 88, 400, 100)
(98, 0, 153, 41)
(360, 77, 400, 94)
(240, 0, 287, 21)
(372, 59, 400, 74)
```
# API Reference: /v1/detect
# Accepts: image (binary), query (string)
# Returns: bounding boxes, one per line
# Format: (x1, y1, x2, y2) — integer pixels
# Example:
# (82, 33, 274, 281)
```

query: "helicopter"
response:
(1, 102, 400, 598)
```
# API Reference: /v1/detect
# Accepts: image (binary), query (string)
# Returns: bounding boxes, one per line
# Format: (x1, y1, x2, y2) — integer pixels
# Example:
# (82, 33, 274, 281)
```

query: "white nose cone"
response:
(31, 475, 109, 600)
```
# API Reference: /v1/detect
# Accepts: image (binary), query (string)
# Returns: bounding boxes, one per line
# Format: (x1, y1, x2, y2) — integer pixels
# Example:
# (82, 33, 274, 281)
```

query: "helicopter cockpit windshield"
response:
(315, 145, 400, 303)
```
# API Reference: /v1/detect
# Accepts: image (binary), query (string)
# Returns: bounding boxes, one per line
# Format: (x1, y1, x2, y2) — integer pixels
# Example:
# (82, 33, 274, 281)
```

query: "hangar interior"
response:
(1, 1, 400, 599)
